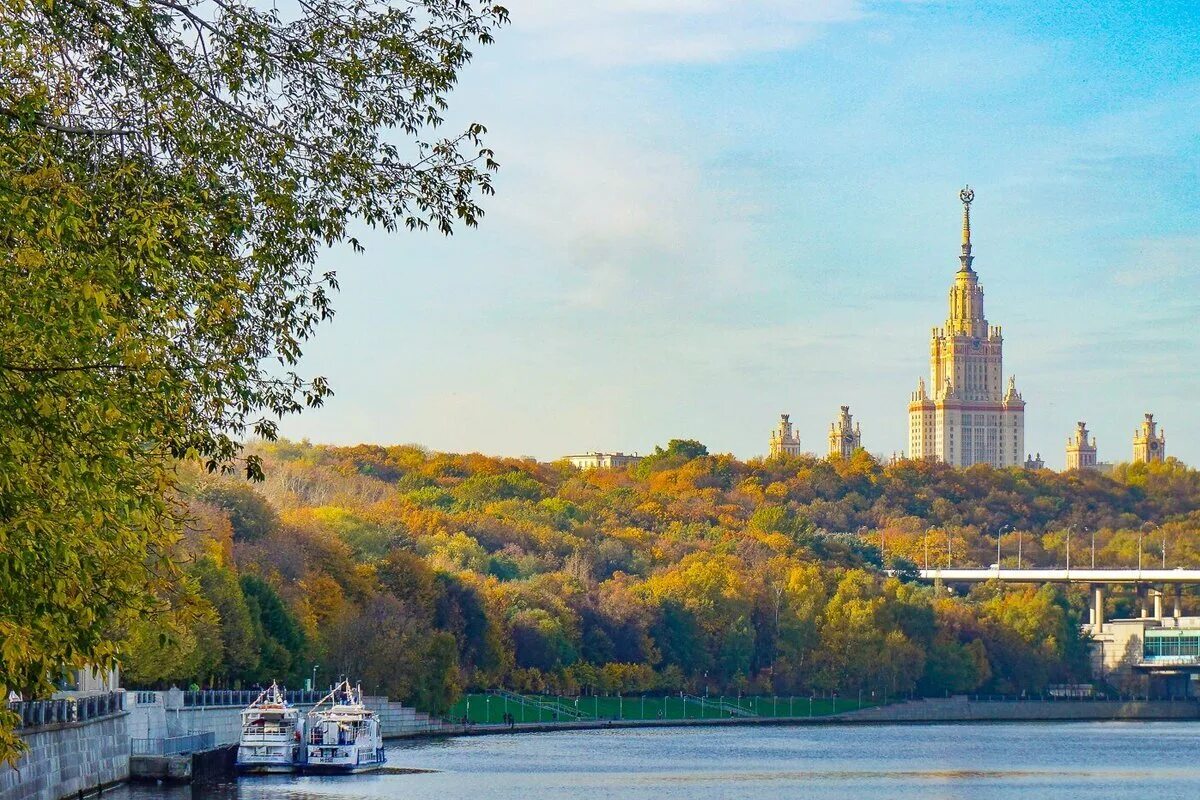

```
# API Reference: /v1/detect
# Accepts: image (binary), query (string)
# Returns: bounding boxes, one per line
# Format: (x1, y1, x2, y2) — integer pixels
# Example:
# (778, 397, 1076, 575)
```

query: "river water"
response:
(113, 722, 1200, 799)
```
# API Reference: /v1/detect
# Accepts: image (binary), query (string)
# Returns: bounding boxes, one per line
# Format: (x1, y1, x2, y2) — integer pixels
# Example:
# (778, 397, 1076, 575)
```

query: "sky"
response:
(279, 0, 1200, 468)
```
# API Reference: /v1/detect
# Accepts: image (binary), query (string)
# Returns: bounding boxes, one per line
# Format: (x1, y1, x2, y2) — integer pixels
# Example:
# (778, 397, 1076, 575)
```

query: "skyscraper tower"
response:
(907, 188, 1025, 467)
(828, 406, 862, 459)
(769, 414, 802, 458)
(1133, 413, 1166, 463)
(1065, 421, 1098, 470)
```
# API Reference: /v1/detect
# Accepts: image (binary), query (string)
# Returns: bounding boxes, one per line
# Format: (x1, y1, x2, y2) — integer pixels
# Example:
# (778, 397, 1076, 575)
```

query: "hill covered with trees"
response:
(123, 440, 1200, 711)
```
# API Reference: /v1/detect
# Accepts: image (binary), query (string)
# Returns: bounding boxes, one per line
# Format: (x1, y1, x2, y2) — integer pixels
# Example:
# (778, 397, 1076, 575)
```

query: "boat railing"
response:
(305, 680, 365, 718)
(242, 722, 298, 738)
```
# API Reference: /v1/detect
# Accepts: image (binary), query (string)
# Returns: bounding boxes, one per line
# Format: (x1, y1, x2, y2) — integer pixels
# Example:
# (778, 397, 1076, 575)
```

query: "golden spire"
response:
(958, 185, 975, 272)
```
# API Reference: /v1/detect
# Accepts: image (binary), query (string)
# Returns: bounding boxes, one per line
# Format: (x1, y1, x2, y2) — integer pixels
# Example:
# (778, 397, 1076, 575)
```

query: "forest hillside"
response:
(122, 440, 1200, 711)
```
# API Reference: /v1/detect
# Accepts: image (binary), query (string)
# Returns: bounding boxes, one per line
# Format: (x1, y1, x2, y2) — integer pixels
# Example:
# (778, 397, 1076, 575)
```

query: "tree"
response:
(0, 0, 506, 761)
(196, 482, 277, 543)
(634, 439, 710, 476)
(240, 575, 307, 685)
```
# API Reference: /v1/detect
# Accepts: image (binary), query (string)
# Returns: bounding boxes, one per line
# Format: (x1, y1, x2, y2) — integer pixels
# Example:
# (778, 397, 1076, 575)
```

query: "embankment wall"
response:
(0, 714, 128, 800)
(830, 697, 1200, 723)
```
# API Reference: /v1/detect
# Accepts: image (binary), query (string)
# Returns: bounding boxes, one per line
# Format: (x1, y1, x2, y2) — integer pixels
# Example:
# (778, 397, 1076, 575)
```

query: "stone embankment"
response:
(0, 694, 128, 800)
(830, 696, 1200, 723)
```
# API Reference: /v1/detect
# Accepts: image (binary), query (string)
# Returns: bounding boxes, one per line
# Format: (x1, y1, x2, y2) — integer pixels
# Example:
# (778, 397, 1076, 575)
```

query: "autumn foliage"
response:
(127, 440, 1200, 711)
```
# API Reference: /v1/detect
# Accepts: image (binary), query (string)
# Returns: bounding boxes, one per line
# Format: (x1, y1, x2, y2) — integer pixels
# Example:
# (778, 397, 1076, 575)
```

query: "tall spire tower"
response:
(959, 185, 975, 272)
(907, 187, 1025, 467)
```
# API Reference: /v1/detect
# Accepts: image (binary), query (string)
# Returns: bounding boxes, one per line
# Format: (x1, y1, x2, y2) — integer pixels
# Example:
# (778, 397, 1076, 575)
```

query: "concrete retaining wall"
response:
(0, 713, 129, 800)
(831, 697, 1200, 722)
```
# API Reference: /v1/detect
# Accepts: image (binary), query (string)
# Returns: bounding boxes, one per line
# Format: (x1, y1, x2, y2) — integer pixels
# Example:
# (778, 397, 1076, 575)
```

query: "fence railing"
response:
(131, 731, 215, 756)
(7, 692, 125, 730)
(181, 689, 325, 708)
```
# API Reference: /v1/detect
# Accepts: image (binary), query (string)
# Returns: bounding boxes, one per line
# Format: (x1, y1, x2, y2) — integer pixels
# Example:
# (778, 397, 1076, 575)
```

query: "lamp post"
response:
(924, 526, 935, 571)
(998, 524, 1012, 568)
(1017, 529, 1022, 569)
(946, 529, 952, 569)
(1089, 527, 1095, 569)
(311, 664, 319, 692)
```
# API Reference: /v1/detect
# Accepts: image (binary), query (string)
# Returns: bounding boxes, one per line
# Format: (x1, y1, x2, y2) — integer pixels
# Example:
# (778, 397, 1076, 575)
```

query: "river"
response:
(112, 721, 1200, 799)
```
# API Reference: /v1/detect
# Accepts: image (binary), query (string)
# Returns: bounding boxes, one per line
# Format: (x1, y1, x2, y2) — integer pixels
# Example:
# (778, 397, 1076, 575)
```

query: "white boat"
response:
(235, 683, 303, 773)
(303, 680, 386, 773)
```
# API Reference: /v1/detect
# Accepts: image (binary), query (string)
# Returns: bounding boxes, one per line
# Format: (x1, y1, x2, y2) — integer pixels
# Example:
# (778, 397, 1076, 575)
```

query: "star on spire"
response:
(958, 185, 975, 272)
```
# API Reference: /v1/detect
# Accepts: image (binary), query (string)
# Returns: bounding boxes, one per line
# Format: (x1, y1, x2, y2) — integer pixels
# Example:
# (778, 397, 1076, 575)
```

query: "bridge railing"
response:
(7, 691, 126, 730)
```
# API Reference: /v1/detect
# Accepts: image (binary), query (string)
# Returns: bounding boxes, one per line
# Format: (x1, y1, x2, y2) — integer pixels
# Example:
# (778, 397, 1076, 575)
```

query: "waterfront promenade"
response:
(437, 695, 1200, 738)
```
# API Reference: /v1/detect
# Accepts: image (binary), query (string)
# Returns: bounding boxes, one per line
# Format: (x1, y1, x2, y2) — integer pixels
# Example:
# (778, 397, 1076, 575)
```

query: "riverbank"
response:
(425, 696, 1200, 739)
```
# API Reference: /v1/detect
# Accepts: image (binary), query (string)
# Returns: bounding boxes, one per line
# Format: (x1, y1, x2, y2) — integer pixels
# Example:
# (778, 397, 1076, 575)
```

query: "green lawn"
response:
(445, 693, 880, 724)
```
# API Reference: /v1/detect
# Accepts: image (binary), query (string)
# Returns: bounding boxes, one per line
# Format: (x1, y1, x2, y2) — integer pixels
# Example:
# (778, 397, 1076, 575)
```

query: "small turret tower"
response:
(1065, 421, 1098, 470)
(828, 406, 862, 459)
(1133, 413, 1166, 463)
(769, 414, 802, 458)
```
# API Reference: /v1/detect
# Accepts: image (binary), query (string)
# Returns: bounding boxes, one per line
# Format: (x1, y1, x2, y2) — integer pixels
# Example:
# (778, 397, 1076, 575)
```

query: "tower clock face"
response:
(1150, 441, 1160, 451)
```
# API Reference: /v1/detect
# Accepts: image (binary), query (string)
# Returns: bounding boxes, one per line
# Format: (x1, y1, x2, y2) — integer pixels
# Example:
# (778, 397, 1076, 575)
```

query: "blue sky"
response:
(280, 0, 1200, 468)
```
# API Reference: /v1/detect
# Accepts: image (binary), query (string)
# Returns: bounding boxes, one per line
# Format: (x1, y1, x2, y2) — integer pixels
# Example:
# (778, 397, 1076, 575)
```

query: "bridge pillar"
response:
(1153, 587, 1164, 620)
(1092, 584, 1105, 634)
(1138, 584, 1148, 618)
(1174, 584, 1183, 619)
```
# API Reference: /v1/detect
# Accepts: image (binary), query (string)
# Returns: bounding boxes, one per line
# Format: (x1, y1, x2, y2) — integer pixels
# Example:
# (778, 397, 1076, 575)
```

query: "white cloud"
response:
(489, 133, 764, 312)
(507, 0, 865, 65)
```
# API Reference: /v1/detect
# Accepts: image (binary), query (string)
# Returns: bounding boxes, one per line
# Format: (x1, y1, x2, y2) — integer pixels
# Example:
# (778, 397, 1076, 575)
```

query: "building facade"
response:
(769, 414, 802, 457)
(1065, 421, 1098, 470)
(1024, 453, 1045, 470)
(907, 188, 1025, 467)
(827, 406, 862, 459)
(1133, 413, 1166, 463)
(565, 452, 643, 470)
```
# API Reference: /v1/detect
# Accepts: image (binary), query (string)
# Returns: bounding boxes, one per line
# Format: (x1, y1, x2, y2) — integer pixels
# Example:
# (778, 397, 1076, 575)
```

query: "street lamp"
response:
(311, 664, 319, 692)
(1065, 525, 1072, 572)
(924, 526, 935, 571)
(997, 524, 1013, 568)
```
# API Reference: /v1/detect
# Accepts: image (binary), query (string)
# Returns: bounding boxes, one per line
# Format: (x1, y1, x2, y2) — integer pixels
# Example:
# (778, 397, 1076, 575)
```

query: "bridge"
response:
(908, 568, 1200, 633)
(914, 568, 1200, 585)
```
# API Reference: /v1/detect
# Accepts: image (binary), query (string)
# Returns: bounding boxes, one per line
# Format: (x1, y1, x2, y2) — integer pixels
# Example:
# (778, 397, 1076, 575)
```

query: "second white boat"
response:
(303, 680, 386, 773)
